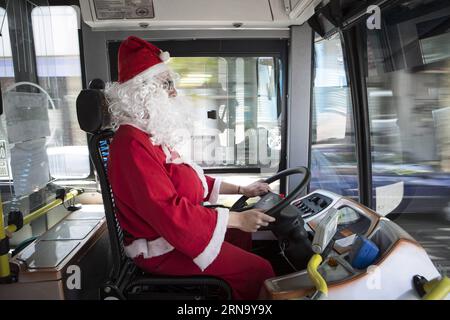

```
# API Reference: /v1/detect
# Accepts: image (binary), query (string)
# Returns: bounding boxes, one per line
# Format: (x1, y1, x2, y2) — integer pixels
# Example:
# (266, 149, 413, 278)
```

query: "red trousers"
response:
(133, 230, 275, 300)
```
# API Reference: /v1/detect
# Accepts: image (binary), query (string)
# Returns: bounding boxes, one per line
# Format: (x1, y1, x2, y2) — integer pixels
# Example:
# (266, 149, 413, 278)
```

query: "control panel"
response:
(294, 190, 378, 254)
(293, 193, 333, 218)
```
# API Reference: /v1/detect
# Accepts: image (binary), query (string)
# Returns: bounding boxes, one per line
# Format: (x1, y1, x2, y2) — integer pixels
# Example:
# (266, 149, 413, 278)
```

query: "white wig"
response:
(104, 68, 193, 149)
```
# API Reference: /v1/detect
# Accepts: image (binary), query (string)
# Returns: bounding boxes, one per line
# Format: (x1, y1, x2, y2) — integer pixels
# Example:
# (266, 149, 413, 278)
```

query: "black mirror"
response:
(207, 110, 217, 119)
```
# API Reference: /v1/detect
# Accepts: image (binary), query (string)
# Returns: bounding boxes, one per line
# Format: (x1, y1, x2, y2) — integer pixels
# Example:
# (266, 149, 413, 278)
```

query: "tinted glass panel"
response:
(32, 6, 89, 179)
(311, 34, 358, 199)
(366, 0, 450, 215)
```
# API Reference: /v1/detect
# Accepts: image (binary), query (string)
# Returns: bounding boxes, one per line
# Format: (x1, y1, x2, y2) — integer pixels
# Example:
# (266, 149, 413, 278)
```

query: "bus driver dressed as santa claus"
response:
(105, 36, 276, 300)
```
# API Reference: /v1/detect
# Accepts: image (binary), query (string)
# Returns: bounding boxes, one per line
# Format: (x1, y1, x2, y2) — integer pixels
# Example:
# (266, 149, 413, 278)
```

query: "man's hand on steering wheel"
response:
(225, 167, 310, 233)
(230, 167, 311, 227)
(228, 209, 276, 233)
(240, 180, 271, 197)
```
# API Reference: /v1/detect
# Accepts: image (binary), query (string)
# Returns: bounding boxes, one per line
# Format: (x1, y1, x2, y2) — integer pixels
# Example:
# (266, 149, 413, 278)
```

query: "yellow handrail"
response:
(5, 189, 81, 233)
(1, 188, 82, 280)
(307, 254, 328, 296)
(423, 276, 450, 300)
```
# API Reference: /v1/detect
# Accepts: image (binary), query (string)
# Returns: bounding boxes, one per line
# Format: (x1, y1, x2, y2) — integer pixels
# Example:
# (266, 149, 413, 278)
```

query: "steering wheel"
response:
(230, 167, 311, 220)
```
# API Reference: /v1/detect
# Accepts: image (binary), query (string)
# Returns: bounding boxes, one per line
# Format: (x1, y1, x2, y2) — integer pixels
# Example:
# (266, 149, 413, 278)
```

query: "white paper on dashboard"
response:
(375, 181, 404, 216)
(335, 234, 357, 247)
(10, 138, 50, 197)
(4, 92, 51, 143)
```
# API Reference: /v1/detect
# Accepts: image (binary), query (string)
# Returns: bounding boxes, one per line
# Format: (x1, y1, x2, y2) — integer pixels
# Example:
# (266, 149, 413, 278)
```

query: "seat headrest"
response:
(88, 78, 105, 90)
(76, 89, 111, 134)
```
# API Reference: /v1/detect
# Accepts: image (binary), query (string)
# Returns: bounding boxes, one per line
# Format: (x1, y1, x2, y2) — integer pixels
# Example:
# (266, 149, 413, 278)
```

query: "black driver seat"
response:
(76, 80, 231, 300)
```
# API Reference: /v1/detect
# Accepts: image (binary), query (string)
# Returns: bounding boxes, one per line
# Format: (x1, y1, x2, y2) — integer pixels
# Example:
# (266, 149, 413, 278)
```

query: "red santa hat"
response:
(118, 36, 170, 84)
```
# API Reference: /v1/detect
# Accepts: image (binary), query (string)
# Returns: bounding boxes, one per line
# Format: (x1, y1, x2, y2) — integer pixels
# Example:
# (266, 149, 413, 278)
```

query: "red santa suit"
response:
(106, 36, 275, 300)
(108, 124, 274, 299)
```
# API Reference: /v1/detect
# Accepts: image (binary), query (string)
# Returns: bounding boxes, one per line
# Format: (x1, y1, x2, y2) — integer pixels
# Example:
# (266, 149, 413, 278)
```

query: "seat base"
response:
(100, 259, 232, 300)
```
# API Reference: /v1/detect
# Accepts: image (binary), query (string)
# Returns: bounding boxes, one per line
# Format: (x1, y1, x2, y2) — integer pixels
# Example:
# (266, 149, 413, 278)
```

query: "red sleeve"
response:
(204, 175, 222, 204)
(204, 175, 215, 201)
(111, 139, 227, 264)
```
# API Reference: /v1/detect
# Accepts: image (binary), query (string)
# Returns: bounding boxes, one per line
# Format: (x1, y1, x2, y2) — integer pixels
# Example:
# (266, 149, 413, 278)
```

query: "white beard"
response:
(105, 79, 196, 152)
(144, 93, 195, 149)
(105, 74, 213, 198)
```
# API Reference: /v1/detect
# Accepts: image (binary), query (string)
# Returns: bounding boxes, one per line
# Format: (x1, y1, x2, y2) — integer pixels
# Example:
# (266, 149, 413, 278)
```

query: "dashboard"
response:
(264, 190, 435, 300)
(291, 190, 377, 252)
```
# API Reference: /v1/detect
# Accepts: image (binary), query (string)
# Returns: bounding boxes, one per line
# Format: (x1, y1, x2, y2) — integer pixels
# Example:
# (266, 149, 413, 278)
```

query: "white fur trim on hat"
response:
(119, 62, 169, 87)
(159, 51, 170, 62)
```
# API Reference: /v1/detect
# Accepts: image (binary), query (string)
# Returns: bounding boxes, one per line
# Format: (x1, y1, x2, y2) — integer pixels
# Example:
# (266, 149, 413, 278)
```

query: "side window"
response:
(310, 34, 358, 199)
(366, 0, 450, 216)
(31, 6, 90, 179)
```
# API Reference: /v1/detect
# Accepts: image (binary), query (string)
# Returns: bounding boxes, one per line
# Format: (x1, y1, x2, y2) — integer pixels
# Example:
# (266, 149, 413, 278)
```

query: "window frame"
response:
(341, 25, 373, 209)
